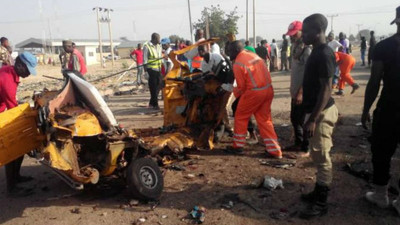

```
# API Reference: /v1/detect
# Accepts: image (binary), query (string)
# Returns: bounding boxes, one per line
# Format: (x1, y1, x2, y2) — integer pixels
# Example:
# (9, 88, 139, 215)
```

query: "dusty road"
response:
(0, 57, 399, 225)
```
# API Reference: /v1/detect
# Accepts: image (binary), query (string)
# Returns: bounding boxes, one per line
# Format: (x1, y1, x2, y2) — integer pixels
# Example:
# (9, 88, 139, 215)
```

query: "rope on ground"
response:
(89, 57, 164, 83)
(43, 75, 64, 81)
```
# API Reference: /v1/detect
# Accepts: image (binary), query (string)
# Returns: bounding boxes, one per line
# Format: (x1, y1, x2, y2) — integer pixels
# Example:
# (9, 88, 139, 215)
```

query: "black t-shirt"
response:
(281, 39, 289, 52)
(361, 40, 367, 50)
(372, 34, 400, 111)
(256, 46, 268, 60)
(303, 44, 335, 113)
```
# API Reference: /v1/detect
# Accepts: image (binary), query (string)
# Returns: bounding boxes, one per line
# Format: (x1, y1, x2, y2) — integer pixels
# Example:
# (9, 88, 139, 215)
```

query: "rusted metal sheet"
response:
(139, 129, 194, 156)
(102, 140, 136, 176)
(43, 141, 99, 184)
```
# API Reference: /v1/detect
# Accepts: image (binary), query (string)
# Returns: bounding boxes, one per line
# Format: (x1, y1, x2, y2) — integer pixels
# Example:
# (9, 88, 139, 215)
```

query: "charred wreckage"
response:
(0, 39, 234, 200)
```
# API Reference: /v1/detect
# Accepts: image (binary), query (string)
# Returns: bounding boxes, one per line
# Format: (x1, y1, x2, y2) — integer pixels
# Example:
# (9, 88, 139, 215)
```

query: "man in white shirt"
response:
(270, 39, 278, 71)
(327, 32, 343, 52)
(344, 35, 350, 54)
(161, 38, 173, 74)
(327, 32, 342, 87)
(198, 45, 225, 73)
(198, 44, 237, 141)
(210, 41, 221, 54)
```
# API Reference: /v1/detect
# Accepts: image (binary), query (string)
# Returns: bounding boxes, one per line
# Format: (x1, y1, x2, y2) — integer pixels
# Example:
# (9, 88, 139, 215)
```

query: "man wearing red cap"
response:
(285, 20, 312, 156)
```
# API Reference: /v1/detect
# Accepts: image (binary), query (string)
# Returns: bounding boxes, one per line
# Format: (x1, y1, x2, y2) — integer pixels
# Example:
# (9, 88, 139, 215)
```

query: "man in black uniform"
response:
(299, 13, 338, 219)
(281, 35, 289, 71)
(368, 30, 377, 67)
(362, 6, 400, 216)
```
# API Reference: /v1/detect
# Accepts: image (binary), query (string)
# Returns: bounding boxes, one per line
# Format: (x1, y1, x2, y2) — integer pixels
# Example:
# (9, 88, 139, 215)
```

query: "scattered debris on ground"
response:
(344, 159, 372, 181)
(70, 208, 81, 214)
(263, 176, 284, 190)
(260, 159, 296, 169)
(189, 206, 206, 224)
(269, 208, 298, 220)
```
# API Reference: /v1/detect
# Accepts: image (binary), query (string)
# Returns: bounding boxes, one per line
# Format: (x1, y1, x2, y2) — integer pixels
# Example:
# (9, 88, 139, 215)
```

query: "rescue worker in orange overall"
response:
(223, 41, 282, 158)
(334, 51, 359, 95)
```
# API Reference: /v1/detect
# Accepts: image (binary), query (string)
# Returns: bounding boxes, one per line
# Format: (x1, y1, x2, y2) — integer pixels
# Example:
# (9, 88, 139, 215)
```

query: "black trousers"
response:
(147, 69, 162, 107)
(281, 52, 288, 70)
(5, 156, 24, 191)
(231, 96, 256, 133)
(371, 107, 400, 186)
(368, 47, 374, 66)
(290, 99, 309, 151)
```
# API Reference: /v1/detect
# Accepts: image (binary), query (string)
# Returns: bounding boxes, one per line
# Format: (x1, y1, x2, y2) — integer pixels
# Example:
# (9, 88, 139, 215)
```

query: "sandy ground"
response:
(1, 54, 400, 225)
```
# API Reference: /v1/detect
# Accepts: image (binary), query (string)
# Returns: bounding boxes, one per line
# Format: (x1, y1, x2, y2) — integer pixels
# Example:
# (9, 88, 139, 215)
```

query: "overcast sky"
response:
(1, 0, 398, 46)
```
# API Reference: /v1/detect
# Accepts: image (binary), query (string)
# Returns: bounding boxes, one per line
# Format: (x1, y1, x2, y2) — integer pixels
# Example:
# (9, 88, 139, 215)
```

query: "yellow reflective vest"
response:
(144, 42, 162, 70)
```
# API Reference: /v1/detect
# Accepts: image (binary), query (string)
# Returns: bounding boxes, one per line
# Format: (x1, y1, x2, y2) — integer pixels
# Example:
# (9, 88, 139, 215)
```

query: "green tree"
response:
(249, 36, 263, 45)
(348, 34, 356, 42)
(194, 5, 240, 45)
(169, 35, 183, 44)
(357, 29, 371, 41)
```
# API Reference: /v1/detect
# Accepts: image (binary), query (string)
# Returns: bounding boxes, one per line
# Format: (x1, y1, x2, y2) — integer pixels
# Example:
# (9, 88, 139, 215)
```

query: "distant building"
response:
(15, 38, 121, 65)
(116, 40, 146, 58)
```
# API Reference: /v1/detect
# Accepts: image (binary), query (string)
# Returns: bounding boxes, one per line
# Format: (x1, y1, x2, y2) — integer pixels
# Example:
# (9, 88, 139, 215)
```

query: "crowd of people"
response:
(129, 8, 399, 220)
(0, 5, 399, 221)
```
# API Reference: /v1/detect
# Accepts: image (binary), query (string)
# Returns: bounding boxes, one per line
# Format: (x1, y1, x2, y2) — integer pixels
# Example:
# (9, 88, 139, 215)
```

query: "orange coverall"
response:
(335, 52, 355, 90)
(232, 50, 282, 158)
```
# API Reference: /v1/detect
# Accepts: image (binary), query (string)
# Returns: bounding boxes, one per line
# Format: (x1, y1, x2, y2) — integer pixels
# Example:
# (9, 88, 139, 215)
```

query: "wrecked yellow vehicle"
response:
(0, 71, 163, 200)
(0, 38, 233, 200)
(140, 38, 234, 154)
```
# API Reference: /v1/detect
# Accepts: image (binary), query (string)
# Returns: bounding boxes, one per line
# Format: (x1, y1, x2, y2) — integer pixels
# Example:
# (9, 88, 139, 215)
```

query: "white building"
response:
(15, 38, 121, 65)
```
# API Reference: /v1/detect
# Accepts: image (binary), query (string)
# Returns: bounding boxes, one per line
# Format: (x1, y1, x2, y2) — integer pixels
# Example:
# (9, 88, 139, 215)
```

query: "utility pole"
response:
(253, 0, 256, 47)
(132, 20, 137, 40)
(349, 26, 351, 37)
(93, 7, 104, 68)
(205, 10, 210, 39)
(246, 0, 249, 41)
(327, 14, 338, 33)
(105, 9, 115, 67)
(356, 24, 363, 39)
(187, 0, 194, 43)
(47, 18, 53, 54)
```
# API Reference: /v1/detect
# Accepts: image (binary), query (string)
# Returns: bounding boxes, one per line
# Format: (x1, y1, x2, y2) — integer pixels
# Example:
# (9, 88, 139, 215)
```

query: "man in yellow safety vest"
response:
(143, 33, 163, 109)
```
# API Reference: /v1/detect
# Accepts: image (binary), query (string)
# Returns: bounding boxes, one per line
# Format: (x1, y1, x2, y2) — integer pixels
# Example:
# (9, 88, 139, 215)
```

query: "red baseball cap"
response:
(286, 21, 302, 36)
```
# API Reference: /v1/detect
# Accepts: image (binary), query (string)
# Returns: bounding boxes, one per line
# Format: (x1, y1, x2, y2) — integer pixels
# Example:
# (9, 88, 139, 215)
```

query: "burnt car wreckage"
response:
(0, 39, 234, 200)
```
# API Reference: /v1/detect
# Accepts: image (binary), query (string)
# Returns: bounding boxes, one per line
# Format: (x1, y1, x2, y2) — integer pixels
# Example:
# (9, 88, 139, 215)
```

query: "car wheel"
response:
(126, 158, 163, 201)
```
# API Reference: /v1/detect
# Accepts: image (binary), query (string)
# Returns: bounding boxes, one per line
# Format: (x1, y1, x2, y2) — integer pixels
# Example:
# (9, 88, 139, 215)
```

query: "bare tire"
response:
(126, 158, 163, 201)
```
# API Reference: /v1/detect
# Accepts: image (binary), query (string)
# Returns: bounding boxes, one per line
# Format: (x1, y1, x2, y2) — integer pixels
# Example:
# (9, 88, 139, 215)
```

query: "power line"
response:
(327, 14, 339, 33)
(238, 9, 392, 17)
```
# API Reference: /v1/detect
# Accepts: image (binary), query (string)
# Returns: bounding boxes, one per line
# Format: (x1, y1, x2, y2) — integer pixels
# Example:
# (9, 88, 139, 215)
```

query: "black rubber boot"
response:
(301, 186, 317, 203)
(301, 183, 327, 203)
(300, 184, 329, 219)
(224, 146, 244, 155)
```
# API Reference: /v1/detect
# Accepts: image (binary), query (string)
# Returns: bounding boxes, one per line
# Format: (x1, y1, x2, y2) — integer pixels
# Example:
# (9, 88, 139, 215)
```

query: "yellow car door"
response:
(0, 103, 45, 166)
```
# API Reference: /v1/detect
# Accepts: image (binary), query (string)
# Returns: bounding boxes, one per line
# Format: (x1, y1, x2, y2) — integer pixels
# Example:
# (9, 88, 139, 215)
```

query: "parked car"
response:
(105, 54, 120, 60)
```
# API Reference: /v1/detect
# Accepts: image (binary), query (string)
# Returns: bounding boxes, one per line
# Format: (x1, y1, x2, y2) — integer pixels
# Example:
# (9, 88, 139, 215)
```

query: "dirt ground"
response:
(1, 54, 400, 225)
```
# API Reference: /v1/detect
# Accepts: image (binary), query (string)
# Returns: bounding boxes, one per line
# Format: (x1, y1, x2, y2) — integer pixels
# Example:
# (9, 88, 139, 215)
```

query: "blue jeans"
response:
(361, 49, 366, 65)
(137, 64, 143, 84)
(333, 66, 339, 85)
